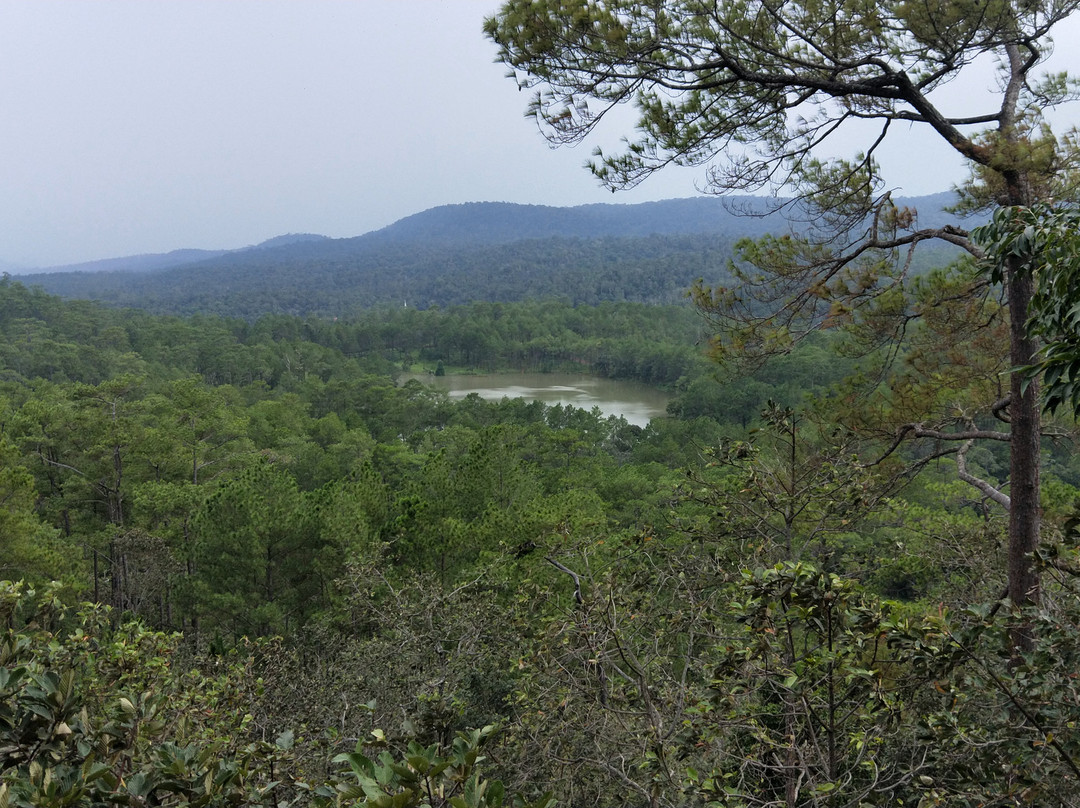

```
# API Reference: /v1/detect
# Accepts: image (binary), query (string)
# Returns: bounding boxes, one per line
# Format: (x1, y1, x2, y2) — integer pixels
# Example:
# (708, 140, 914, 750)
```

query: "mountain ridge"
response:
(14, 194, 969, 319)
(16, 193, 961, 275)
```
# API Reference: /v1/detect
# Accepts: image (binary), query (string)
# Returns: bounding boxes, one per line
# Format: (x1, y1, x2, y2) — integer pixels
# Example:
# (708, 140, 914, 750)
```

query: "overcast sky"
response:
(2, 2, 1077, 268)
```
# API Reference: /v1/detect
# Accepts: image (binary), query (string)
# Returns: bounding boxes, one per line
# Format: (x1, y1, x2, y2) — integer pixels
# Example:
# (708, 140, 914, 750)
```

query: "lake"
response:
(400, 372, 670, 427)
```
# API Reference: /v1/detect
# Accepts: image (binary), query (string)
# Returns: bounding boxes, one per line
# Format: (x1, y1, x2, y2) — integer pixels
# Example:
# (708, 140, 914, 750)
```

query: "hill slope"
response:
(17, 195, 965, 318)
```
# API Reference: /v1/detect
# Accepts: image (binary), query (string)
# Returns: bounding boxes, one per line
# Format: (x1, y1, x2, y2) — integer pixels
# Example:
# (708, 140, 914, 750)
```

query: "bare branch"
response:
(956, 439, 1011, 510)
(905, 425, 1012, 443)
(546, 556, 584, 605)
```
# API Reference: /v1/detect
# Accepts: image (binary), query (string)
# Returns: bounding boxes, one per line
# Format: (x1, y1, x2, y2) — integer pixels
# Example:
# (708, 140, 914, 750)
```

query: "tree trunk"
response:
(1006, 254, 1040, 657)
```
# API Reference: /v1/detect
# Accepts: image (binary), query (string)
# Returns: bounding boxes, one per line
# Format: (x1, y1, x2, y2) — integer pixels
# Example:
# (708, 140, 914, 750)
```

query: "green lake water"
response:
(400, 372, 670, 427)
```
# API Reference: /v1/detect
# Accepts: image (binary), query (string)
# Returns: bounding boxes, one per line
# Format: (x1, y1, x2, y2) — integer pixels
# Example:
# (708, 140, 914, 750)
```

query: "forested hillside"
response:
(16, 196, 962, 317)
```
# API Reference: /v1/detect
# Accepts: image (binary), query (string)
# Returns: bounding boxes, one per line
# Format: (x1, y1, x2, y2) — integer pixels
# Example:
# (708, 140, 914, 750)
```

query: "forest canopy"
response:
(4, 218, 1080, 805)
(5, 0, 1080, 803)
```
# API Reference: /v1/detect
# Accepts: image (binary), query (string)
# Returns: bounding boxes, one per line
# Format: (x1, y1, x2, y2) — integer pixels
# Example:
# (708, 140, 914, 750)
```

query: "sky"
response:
(1, 1, 1078, 268)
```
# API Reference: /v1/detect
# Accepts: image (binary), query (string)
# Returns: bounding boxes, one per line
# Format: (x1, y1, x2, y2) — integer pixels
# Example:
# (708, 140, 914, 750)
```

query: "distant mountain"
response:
(0, 258, 30, 275)
(369, 197, 782, 245)
(368, 192, 963, 245)
(250, 233, 329, 251)
(16, 195, 968, 319)
(21, 248, 233, 276)
(21, 233, 331, 276)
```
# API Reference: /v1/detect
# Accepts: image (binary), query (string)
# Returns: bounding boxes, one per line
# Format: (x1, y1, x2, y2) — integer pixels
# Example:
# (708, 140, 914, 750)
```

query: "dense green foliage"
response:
(3, 0, 1067, 798)
(4, 268, 1080, 805)
(0, 581, 555, 808)
(976, 204, 1080, 417)
(5, 0, 1080, 797)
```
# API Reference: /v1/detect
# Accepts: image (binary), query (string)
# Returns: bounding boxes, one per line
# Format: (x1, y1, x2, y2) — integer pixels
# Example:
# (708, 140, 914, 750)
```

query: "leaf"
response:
(275, 729, 294, 750)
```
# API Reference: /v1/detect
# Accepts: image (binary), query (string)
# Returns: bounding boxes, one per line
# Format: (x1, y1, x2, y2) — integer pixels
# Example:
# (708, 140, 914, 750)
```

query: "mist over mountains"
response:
(14, 193, 964, 319)
(20, 233, 332, 276)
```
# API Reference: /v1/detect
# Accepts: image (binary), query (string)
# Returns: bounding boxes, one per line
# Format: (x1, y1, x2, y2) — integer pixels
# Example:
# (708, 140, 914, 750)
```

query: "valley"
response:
(0, 193, 1075, 807)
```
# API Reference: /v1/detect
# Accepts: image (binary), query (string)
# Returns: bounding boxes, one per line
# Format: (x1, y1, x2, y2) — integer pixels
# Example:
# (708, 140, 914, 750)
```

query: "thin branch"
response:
(890, 111, 1001, 126)
(546, 556, 584, 604)
(35, 451, 89, 478)
(956, 439, 1011, 510)
(963, 640, 1080, 783)
(865, 422, 1012, 470)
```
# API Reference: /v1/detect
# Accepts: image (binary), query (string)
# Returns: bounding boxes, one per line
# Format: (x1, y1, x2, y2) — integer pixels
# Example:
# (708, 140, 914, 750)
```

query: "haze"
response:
(2, 1, 1077, 268)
